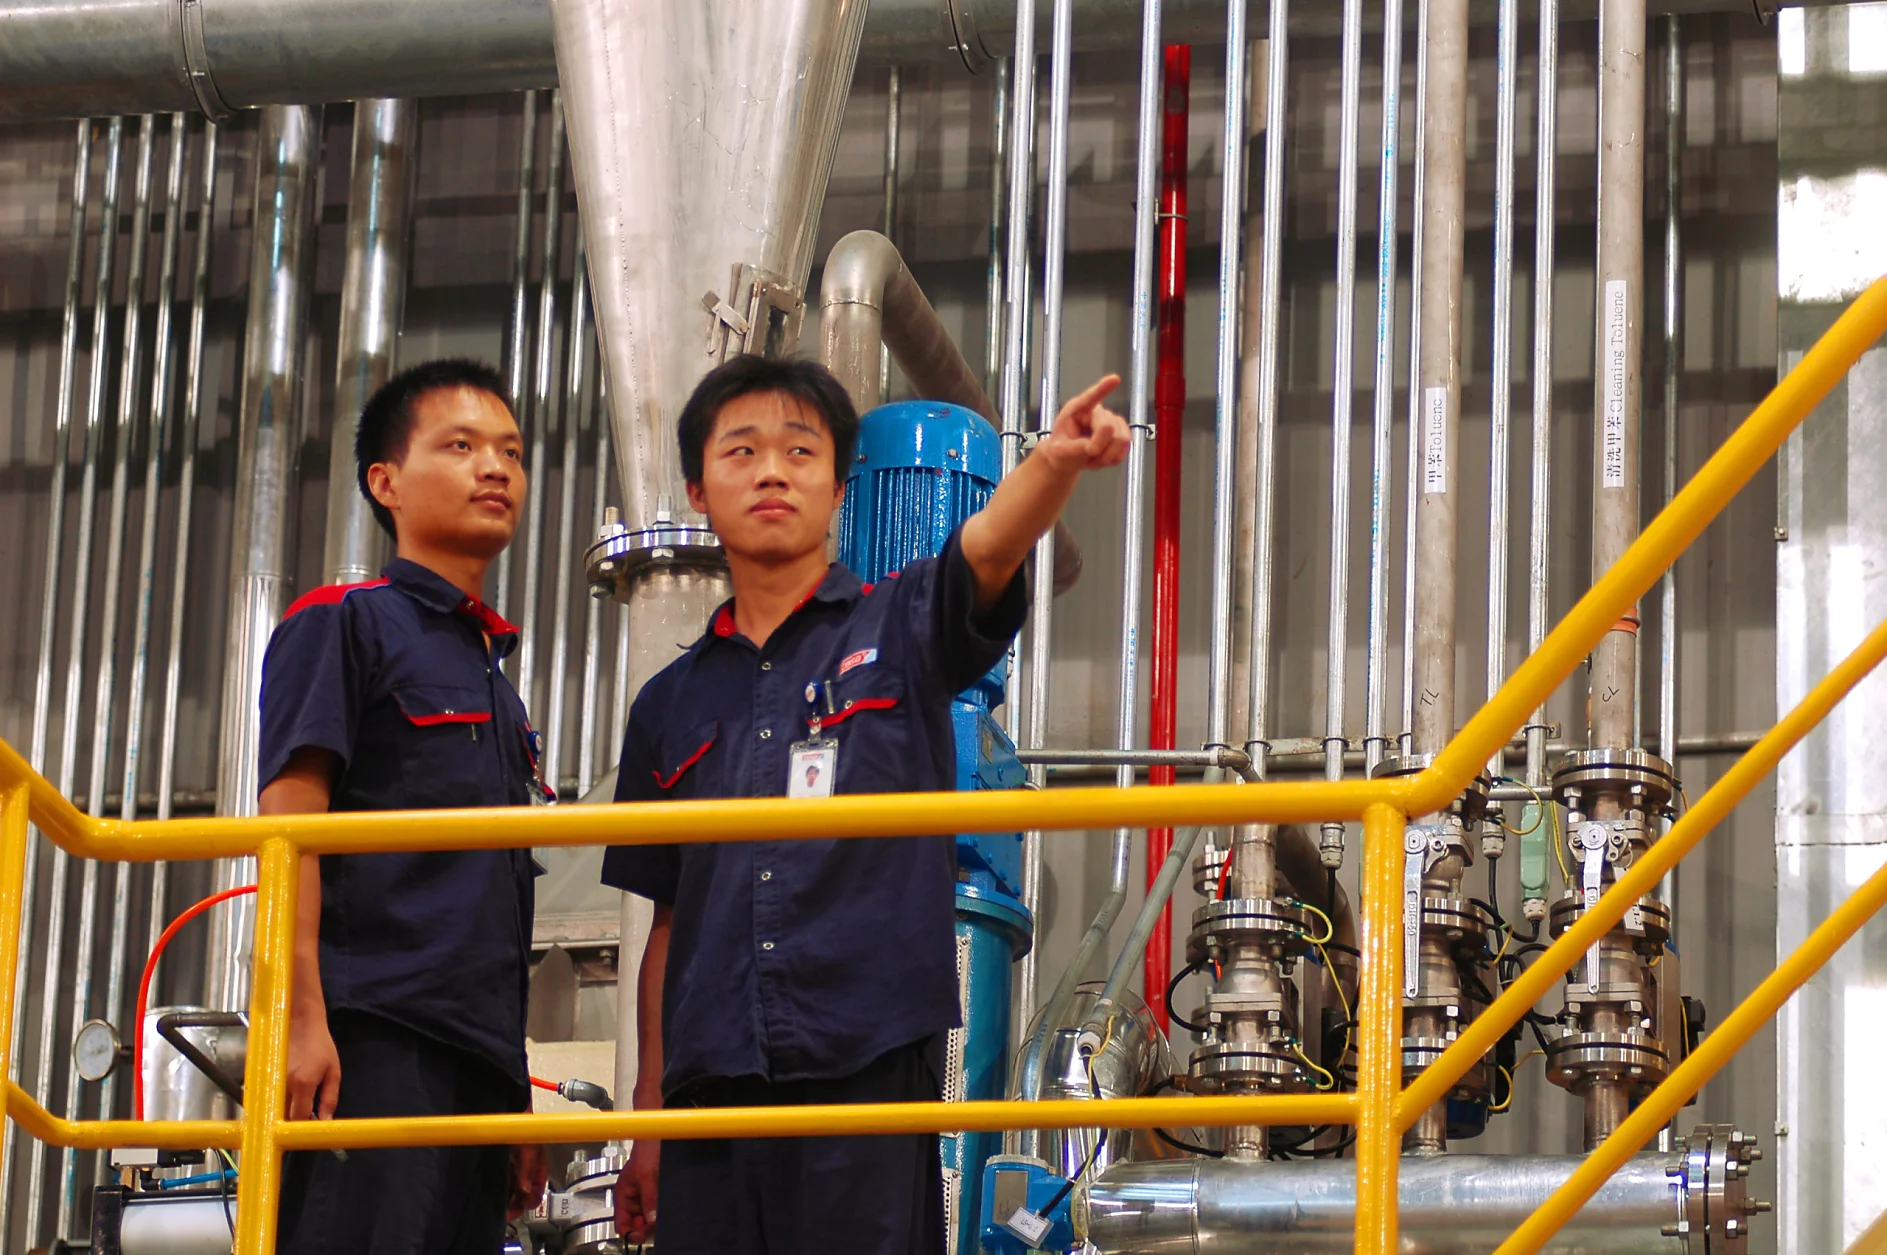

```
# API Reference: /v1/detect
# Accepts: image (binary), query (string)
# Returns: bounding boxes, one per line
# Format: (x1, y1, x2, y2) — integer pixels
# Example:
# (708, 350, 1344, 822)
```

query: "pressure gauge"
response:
(72, 1019, 124, 1084)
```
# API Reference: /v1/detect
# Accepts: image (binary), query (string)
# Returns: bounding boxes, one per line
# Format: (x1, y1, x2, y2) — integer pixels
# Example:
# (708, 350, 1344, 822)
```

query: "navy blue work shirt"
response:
(259, 557, 548, 1087)
(602, 528, 1026, 1100)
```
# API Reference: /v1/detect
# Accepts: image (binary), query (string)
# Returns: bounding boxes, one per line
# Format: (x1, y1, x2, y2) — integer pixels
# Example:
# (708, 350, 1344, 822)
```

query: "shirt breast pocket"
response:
(823, 670, 908, 792)
(392, 684, 495, 804)
(654, 718, 721, 799)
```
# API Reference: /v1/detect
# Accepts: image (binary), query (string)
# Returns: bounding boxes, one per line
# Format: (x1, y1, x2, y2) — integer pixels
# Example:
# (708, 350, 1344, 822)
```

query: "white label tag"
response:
(788, 739, 837, 798)
(1602, 278, 1629, 488)
(1005, 1207, 1052, 1247)
(1423, 386, 1448, 495)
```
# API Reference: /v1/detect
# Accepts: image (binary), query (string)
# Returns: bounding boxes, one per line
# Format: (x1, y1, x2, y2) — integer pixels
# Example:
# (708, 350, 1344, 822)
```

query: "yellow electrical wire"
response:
(1292, 1040, 1337, 1091)
(1498, 776, 1547, 837)
(1315, 939, 1356, 1084)
(1550, 795, 1571, 885)
(1296, 900, 1335, 946)
(1493, 918, 1514, 965)
(1488, 1049, 1546, 1115)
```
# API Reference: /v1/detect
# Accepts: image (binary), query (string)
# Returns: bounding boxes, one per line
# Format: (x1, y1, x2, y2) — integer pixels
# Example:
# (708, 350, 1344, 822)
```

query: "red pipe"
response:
(1146, 43, 1190, 1034)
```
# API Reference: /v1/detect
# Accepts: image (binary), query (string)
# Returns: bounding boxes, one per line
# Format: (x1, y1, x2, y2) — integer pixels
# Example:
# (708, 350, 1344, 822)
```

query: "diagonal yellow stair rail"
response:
(0, 278, 1884, 1253)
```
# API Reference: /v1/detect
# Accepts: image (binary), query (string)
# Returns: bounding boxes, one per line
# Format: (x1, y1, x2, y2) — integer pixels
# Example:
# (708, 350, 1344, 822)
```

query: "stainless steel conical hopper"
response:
(555, 0, 870, 603)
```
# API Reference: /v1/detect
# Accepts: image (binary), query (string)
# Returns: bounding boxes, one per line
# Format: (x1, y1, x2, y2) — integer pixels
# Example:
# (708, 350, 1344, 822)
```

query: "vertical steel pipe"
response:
(26, 115, 122, 1252)
(545, 235, 592, 786)
(1319, 0, 1363, 870)
(1657, 19, 1682, 771)
(880, 67, 902, 398)
(1364, 0, 1406, 778)
(324, 98, 416, 586)
(0, 113, 91, 1251)
(493, 89, 540, 621)
(1016, 0, 1078, 1041)
(1486, 0, 1520, 785)
(110, 119, 190, 1124)
(91, 112, 170, 1157)
(207, 104, 324, 1016)
(1245, 1, 1288, 767)
(1409, 0, 1467, 759)
(1524, 1, 1559, 797)
(1207, 8, 1250, 759)
(1399, 0, 1431, 754)
(515, 93, 566, 715)
(985, 59, 1011, 403)
(578, 389, 611, 796)
(998, 3, 1037, 470)
(1146, 41, 1189, 1030)
(1588, 0, 1647, 755)
(1114, 0, 1162, 1014)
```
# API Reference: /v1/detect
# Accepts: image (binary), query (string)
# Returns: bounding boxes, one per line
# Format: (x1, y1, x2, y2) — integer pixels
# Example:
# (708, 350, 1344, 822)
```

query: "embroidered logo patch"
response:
(838, 647, 879, 676)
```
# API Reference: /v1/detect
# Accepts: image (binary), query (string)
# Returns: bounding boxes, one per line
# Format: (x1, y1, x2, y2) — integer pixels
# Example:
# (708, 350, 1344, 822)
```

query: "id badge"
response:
(788, 737, 838, 798)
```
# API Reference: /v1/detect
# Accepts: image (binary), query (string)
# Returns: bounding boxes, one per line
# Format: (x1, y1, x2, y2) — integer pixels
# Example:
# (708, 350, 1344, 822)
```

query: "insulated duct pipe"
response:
(205, 103, 323, 1014)
(1082, 1155, 1696, 1254)
(0, 0, 1852, 121)
(1145, 42, 1189, 1035)
(817, 229, 1084, 593)
(323, 98, 415, 586)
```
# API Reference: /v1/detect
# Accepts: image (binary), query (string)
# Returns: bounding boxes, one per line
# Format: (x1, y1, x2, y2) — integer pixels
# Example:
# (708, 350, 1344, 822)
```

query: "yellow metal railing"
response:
(1, 278, 1885, 1254)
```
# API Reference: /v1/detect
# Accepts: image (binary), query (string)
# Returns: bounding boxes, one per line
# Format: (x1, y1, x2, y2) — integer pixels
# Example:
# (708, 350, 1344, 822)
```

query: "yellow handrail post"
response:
(232, 838, 299, 1255)
(0, 784, 28, 1129)
(1353, 802, 1407, 1254)
(1497, 851, 1887, 1255)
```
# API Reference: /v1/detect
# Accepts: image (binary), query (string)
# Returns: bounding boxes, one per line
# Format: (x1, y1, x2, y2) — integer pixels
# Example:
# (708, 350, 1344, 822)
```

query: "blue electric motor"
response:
(837, 400, 1032, 1255)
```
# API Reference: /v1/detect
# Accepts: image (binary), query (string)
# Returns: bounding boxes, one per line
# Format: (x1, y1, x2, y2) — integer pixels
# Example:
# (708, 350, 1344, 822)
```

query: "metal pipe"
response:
(1245, 2, 1287, 764)
(515, 92, 565, 716)
(0, 0, 1850, 122)
(985, 58, 1011, 403)
(578, 387, 611, 796)
(1146, 40, 1189, 1032)
(1016, 0, 1078, 1042)
(26, 115, 121, 1252)
(1524, 0, 1560, 796)
(1399, 0, 1429, 754)
(1319, 0, 1362, 868)
(1589, 0, 1647, 753)
(1363, 0, 1405, 778)
(997, 0, 1037, 484)
(99, 110, 181, 1151)
(1082, 1154, 1691, 1254)
(492, 89, 539, 621)
(820, 230, 1000, 419)
(0, 112, 90, 1251)
(1486, 0, 1519, 785)
(880, 67, 901, 398)
(206, 104, 323, 1016)
(153, 122, 218, 940)
(324, 98, 415, 585)
(1409, 0, 1467, 759)
(544, 234, 592, 785)
(1656, 12, 1683, 945)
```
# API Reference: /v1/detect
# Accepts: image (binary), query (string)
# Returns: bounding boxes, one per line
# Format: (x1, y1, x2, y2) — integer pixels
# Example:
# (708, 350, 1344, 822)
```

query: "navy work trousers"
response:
(277, 1010, 522, 1255)
(656, 1037, 947, 1255)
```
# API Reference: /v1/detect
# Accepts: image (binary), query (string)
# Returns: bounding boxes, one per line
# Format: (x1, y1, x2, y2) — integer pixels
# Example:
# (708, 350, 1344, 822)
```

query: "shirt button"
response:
(759, 870, 773, 882)
(761, 661, 773, 671)
(762, 941, 776, 951)
(759, 728, 772, 740)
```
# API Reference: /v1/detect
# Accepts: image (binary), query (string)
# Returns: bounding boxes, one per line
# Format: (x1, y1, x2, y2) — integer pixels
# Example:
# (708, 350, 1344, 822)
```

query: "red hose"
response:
(1146, 43, 1191, 1034)
(133, 885, 257, 1121)
(134, 885, 564, 1119)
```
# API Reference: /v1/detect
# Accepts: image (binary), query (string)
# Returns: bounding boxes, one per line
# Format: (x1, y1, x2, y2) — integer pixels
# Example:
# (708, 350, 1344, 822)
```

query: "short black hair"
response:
(676, 355, 859, 486)
(355, 357, 513, 539)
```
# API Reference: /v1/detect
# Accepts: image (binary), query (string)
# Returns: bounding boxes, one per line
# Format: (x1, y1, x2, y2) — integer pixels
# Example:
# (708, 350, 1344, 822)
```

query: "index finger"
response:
(1067, 373, 1122, 411)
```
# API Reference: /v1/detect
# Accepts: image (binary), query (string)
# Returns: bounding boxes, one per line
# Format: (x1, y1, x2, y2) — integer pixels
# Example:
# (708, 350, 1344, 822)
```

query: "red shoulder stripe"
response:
(282, 579, 391, 621)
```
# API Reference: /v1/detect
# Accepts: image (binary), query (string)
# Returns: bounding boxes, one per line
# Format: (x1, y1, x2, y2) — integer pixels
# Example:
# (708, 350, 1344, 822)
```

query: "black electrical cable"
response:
(1151, 1124, 1225, 1158)
(1166, 957, 1212, 1036)
(217, 1149, 236, 1239)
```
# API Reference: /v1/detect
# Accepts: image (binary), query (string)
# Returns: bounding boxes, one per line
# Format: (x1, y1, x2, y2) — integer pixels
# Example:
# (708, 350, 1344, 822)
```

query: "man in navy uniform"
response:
(259, 358, 549, 1253)
(604, 355, 1128, 1254)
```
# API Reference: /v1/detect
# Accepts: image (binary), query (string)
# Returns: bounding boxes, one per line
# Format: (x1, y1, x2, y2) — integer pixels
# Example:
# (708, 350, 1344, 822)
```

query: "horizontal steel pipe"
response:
(1082, 1156, 1686, 1255)
(0, 0, 1861, 121)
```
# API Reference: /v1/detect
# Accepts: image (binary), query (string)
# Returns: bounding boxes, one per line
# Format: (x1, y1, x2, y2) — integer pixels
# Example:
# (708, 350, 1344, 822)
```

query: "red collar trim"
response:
(282, 578, 391, 621)
(713, 604, 738, 637)
(457, 595, 519, 637)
